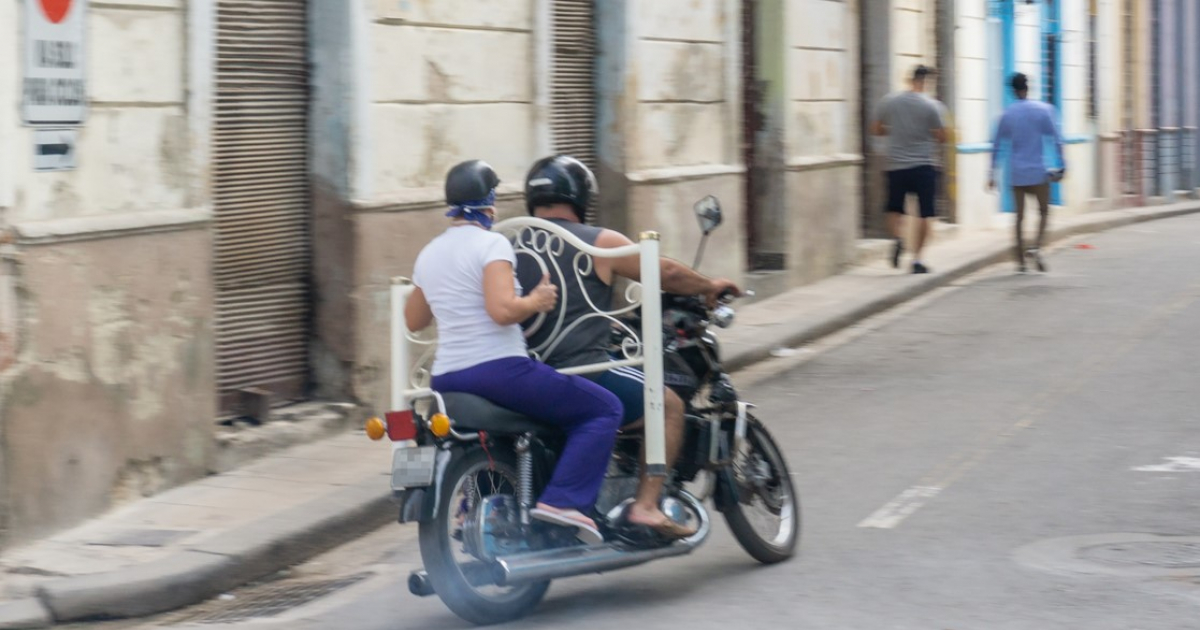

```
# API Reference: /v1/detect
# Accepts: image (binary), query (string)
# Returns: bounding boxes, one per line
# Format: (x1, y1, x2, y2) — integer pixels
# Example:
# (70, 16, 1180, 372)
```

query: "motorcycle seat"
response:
(440, 392, 562, 436)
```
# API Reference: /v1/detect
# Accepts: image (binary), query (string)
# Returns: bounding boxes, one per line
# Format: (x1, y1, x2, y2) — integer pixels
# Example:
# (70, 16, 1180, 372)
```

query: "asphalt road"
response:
(107, 215, 1200, 630)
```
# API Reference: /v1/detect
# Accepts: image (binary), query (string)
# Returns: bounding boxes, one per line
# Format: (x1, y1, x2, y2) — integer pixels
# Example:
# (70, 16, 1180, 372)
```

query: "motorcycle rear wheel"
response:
(722, 418, 800, 564)
(418, 447, 550, 625)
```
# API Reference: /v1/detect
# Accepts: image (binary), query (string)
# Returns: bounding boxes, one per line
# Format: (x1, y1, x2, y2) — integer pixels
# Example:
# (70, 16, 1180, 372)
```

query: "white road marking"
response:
(858, 485, 942, 529)
(1132, 457, 1200, 472)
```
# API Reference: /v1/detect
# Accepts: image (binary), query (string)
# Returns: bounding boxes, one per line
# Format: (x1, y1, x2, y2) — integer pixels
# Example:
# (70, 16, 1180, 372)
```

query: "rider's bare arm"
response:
(405, 286, 434, 331)
(483, 260, 557, 325)
(595, 229, 739, 304)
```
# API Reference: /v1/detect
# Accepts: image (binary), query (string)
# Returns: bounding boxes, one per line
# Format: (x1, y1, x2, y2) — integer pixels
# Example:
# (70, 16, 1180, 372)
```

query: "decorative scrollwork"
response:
(402, 327, 437, 391)
(499, 219, 645, 368)
(400, 217, 650, 392)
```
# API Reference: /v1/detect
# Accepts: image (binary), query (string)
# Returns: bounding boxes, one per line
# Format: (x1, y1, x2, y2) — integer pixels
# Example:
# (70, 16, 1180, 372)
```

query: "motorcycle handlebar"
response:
(718, 288, 754, 305)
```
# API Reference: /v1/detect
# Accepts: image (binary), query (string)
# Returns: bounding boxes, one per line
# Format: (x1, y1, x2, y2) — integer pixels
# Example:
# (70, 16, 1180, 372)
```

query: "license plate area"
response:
(391, 446, 437, 490)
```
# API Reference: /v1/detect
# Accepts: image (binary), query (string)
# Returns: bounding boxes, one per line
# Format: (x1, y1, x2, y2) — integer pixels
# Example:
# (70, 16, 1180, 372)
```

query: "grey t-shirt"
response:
(874, 91, 946, 171)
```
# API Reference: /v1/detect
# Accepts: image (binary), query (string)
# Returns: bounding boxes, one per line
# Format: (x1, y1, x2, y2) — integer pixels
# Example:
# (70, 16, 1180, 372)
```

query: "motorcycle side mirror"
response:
(693, 196, 723, 235)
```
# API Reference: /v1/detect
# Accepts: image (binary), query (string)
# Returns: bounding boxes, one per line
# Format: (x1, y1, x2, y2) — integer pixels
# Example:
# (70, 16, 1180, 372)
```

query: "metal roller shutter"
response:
(214, 0, 311, 413)
(551, 0, 598, 220)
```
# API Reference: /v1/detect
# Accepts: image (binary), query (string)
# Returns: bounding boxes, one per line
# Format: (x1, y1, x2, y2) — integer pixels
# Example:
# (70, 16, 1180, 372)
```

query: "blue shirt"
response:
(991, 99, 1066, 187)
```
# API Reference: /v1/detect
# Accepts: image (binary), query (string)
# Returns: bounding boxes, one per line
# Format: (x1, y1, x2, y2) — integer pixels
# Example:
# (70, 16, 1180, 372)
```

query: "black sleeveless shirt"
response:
(516, 219, 614, 370)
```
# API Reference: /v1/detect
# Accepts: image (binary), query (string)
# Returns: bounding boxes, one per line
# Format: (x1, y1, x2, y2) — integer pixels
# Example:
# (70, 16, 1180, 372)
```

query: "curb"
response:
(724, 201, 1200, 372)
(16, 475, 395, 625)
(4, 202, 1199, 628)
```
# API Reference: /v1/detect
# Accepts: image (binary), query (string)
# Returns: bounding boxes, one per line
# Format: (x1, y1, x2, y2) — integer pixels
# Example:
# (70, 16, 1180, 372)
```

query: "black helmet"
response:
(524, 155, 598, 221)
(445, 160, 500, 206)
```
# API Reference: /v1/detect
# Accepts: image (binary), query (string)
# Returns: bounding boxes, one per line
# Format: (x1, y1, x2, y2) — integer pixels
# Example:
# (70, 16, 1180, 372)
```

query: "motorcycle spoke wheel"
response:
(723, 419, 800, 564)
(418, 448, 550, 625)
(446, 460, 523, 599)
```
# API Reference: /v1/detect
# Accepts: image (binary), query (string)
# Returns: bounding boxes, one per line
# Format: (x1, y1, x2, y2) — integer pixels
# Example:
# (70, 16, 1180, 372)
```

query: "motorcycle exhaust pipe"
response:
(494, 538, 697, 586)
(494, 491, 710, 586)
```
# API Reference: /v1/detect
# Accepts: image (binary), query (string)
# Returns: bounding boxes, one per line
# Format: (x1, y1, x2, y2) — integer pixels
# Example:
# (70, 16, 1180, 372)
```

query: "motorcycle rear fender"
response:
(395, 488, 426, 523)
(396, 443, 463, 524)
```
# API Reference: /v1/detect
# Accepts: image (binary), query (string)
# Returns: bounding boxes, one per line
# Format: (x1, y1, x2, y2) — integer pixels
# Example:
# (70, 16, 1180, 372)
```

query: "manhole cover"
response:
(1015, 533, 1200, 578)
(179, 573, 371, 624)
(1081, 542, 1200, 569)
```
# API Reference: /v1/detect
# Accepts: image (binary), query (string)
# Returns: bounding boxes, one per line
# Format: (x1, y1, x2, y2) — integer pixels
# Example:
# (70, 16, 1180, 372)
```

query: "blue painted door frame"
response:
(1043, 0, 1063, 205)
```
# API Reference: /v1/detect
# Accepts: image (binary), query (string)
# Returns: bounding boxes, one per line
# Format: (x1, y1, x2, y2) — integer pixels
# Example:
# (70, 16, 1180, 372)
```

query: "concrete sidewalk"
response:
(0, 435, 394, 628)
(2, 200, 1198, 629)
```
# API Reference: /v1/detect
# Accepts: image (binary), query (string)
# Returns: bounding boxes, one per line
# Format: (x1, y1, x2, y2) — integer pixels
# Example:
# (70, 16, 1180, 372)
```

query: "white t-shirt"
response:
(412, 225, 528, 375)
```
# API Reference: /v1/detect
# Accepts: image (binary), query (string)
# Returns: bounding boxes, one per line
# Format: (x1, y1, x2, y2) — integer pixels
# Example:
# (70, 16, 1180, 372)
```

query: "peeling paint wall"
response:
(309, 1, 361, 400)
(367, 0, 538, 197)
(1, 231, 214, 547)
(777, 0, 862, 286)
(598, 0, 747, 283)
(0, 0, 215, 548)
(633, 0, 733, 171)
(0, 0, 13, 533)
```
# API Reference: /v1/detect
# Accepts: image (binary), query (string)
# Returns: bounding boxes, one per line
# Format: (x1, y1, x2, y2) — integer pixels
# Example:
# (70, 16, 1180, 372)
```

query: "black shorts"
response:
(886, 165, 938, 219)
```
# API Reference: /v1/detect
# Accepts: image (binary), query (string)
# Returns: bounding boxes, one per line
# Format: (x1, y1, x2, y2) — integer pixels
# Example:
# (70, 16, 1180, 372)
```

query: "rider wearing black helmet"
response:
(524, 154, 598, 222)
(516, 155, 740, 540)
(443, 159, 502, 225)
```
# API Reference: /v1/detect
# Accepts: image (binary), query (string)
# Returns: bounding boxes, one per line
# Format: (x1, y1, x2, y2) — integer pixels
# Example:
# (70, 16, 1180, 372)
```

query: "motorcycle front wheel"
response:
(418, 447, 550, 625)
(722, 417, 800, 564)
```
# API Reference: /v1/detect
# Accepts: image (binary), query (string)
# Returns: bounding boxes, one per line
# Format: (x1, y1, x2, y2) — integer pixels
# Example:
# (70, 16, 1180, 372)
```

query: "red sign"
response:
(39, 0, 73, 24)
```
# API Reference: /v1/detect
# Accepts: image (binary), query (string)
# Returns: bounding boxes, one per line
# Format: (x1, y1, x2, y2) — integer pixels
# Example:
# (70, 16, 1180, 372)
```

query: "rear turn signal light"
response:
(430, 413, 451, 437)
(364, 416, 386, 441)
(385, 410, 418, 441)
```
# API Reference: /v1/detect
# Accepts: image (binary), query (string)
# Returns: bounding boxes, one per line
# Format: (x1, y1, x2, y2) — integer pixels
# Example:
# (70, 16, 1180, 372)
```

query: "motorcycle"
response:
(370, 196, 799, 625)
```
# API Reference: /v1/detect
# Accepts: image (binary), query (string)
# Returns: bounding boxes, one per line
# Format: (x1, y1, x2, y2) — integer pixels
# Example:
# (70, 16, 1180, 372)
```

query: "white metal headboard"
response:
(389, 216, 669, 474)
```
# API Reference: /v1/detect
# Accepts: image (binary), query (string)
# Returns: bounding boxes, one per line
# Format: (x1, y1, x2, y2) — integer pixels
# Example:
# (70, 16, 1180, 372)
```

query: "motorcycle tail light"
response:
(385, 410, 417, 441)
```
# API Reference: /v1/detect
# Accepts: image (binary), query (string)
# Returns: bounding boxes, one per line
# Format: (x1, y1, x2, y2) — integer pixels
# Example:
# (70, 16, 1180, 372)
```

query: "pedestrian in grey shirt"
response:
(871, 65, 948, 274)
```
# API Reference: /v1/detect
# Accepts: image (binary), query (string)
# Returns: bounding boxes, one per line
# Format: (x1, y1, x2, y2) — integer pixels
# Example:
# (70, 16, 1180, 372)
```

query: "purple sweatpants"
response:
(431, 356, 622, 512)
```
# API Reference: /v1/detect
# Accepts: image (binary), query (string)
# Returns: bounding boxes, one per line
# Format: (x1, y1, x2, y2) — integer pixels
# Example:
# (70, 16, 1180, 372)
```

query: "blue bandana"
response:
(445, 189, 497, 230)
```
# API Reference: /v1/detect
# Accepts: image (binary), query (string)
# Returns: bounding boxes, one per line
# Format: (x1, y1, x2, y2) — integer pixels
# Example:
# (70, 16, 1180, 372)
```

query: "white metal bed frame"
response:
(389, 216, 669, 474)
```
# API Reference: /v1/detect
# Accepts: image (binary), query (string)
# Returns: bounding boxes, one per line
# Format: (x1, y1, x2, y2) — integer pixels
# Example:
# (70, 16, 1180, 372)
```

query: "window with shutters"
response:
(550, 0, 598, 220)
(213, 0, 311, 414)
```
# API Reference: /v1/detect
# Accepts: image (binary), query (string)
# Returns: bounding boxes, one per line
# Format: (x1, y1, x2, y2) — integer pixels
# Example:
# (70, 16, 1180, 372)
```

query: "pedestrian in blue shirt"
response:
(988, 73, 1066, 273)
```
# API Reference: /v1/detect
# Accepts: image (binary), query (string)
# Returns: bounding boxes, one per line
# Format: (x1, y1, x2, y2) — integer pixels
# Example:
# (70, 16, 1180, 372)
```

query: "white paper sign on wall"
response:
(23, 0, 88, 126)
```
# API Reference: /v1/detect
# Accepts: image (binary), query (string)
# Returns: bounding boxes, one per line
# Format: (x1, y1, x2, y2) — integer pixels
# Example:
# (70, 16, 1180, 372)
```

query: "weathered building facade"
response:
(3, 0, 1193, 548)
(0, 0, 215, 547)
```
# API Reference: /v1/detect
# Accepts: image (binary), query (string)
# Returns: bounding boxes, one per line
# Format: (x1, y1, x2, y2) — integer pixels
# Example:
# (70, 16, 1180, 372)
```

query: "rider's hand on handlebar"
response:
(529, 273, 558, 313)
(705, 279, 742, 307)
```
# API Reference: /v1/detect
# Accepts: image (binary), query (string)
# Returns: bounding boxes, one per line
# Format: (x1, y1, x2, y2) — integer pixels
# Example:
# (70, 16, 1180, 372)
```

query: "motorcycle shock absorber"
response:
(516, 433, 533, 525)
